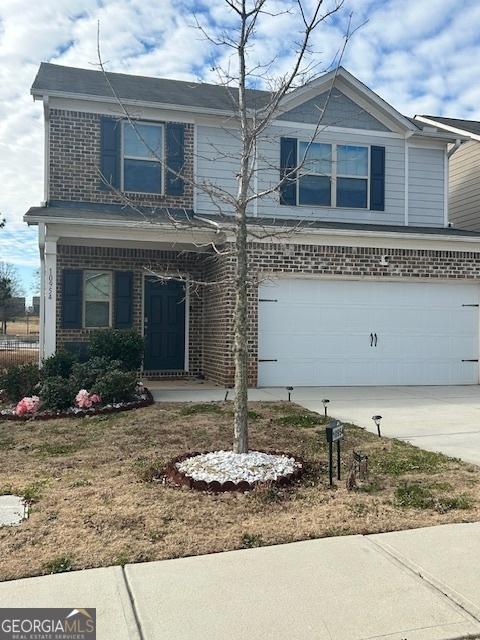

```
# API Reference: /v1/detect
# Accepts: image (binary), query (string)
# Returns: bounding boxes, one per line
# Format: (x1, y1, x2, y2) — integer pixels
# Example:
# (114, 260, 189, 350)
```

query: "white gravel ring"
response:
(175, 450, 302, 484)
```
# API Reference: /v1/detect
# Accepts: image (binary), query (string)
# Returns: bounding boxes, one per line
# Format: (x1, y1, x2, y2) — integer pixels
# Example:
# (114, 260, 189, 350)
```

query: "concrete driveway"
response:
(284, 386, 480, 466)
(151, 384, 480, 465)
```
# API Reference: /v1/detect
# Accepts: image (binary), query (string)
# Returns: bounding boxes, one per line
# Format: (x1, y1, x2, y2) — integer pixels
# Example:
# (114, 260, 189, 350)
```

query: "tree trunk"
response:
(233, 203, 249, 454)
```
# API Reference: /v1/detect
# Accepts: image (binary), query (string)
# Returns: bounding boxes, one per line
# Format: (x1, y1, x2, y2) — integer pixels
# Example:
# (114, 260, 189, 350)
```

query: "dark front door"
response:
(144, 278, 186, 371)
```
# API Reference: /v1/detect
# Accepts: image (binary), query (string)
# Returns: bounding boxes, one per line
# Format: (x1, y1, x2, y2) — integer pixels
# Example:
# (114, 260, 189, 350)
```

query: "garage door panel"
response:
(258, 279, 479, 387)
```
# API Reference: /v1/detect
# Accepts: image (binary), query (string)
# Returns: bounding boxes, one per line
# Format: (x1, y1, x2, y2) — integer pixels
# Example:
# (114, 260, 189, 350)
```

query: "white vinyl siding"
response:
(408, 146, 445, 227)
(196, 124, 405, 224)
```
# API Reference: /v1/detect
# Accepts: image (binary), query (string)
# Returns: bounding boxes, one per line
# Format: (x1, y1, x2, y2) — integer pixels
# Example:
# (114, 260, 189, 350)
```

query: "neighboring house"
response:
(415, 116, 480, 232)
(24, 63, 480, 387)
(32, 296, 40, 316)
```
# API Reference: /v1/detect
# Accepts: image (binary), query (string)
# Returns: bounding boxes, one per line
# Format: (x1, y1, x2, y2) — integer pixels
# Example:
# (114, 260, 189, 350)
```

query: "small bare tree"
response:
(98, 0, 356, 453)
(0, 263, 24, 335)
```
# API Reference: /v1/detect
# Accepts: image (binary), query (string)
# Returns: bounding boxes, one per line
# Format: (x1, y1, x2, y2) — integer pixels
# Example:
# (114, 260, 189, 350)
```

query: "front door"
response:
(144, 278, 186, 371)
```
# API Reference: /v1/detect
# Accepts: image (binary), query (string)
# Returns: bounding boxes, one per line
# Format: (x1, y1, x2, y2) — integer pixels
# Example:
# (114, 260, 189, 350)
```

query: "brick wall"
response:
(55, 241, 480, 386)
(49, 109, 194, 209)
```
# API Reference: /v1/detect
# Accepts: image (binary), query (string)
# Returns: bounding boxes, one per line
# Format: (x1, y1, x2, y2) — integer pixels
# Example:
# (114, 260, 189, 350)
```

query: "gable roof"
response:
(416, 115, 480, 140)
(31, 63, 413, 128)
(32, 63, 461, 139)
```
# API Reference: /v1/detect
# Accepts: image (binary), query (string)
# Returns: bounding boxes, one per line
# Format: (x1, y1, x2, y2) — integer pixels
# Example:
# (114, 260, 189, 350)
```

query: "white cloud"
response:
(1, 0, 480, 294)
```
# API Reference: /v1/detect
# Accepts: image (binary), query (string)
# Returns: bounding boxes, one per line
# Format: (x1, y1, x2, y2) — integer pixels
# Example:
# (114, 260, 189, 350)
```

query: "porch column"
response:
(43, 233, 57, 359)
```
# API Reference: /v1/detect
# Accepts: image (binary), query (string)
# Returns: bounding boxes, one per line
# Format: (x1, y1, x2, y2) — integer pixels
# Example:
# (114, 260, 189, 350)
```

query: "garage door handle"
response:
(370, 333, 373, 347)
(374, 333, 378, 347)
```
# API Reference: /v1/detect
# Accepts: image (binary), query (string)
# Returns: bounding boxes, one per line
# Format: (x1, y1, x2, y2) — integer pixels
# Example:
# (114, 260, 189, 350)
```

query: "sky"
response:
(1, 0, 480, 301)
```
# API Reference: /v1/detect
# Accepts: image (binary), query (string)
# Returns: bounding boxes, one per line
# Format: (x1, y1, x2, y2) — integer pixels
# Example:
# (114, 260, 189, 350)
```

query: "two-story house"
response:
(25, 63, 480, 387)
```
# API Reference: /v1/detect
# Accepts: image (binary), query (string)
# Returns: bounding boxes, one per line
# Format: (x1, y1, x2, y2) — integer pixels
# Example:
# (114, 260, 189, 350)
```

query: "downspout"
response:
(445, 139, 464, 227)
(38, 222, 46, 364)
(43, 96, 50, 204)
(448, 138, 463, 158)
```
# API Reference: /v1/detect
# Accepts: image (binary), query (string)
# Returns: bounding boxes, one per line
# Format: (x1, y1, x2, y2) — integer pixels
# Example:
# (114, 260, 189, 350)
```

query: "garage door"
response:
(258, 279, 479, 386)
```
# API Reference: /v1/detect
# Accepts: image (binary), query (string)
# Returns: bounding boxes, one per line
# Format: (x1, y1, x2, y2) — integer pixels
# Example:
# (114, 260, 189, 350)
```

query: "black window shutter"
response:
(62, 270, 82, 329)
(280, 137, 297, 205)
(114, 271, 133, 329)
(370, 146, 385, 211)
(100, 117, 121, 190)
(166, 123, 185, 196)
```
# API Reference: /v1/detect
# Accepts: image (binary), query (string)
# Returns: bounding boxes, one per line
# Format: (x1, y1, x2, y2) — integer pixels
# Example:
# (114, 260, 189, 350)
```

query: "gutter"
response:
(415, 115, 478, 142)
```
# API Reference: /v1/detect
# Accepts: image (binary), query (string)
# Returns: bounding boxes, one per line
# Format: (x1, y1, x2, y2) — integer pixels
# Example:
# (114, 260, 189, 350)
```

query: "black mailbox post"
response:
(325, 419, 344, 486)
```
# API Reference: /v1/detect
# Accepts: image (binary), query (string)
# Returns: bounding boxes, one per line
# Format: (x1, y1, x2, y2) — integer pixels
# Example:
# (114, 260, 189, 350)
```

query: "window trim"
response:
(121, 120, 165, 195)
(83, 270, 113, 329)
(296, 141, 371, 210)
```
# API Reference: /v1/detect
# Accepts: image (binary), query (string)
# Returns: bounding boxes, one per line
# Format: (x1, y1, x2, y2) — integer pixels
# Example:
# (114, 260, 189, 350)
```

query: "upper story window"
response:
(298, 141, 370, 209)
(123, 122, 163, 194)
(84, 271, 112, 328)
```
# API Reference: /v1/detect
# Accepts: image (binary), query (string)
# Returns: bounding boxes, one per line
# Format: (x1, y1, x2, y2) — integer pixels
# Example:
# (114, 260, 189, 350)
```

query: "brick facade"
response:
(55, 241, 480, 386)
(49, 109, 194, 209)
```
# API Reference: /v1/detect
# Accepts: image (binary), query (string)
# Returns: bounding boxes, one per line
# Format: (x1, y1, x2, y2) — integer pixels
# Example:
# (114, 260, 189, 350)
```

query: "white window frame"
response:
(296, 141, 370, 209)
(121, 120, 164, 195)
(83, 270, 113, 329)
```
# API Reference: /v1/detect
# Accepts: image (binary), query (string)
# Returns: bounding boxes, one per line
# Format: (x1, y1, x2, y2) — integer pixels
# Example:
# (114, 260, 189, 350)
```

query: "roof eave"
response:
(24, 213, 480, 245)
(30, 88, 241, 118)
(414, 116, 480, 142)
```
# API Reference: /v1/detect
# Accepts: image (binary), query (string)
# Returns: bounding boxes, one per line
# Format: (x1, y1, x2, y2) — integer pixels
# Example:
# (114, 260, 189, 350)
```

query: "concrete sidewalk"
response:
(1, 523, 480, 639)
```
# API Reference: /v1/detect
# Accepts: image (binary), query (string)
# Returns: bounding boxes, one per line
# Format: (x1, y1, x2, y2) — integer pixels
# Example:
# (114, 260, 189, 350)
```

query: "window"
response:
(84, 271, 112, 328)
(336, 145, 368, 208)
(298, 142, 331, 206)
(296, 141, 370, 209)
(123, 122, 163, 194)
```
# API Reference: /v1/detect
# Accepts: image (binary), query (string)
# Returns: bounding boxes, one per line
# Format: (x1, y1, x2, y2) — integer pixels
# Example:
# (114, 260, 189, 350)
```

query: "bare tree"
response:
(98, 0, 355, 453)
(0, 263, 24, 334)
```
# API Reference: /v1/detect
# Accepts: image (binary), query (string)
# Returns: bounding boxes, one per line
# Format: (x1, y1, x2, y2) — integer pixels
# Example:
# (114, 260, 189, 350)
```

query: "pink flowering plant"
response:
(75, 389, 102, 409)
(15, 396, 41, 417)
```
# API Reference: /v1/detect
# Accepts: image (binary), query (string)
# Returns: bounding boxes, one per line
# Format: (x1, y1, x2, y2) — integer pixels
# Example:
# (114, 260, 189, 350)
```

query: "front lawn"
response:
(0, 401, 479, 581)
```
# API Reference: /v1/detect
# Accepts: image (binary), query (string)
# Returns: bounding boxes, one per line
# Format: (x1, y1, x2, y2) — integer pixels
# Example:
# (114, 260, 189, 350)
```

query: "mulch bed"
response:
(0, 389, 154, 421)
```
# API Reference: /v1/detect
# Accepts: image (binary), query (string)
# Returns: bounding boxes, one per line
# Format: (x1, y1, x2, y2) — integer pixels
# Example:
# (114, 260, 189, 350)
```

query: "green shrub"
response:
(40, 376, 75, 411)
(89, 329, 144, 371)
(41, 350, 77, 379)
(94, 370, 138, 404)
(0, 363, 40, 402)
(70, 356, 123, 391)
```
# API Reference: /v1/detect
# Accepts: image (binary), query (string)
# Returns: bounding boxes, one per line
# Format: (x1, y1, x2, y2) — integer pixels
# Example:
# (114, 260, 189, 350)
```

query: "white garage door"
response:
(258, 279, 479, 386)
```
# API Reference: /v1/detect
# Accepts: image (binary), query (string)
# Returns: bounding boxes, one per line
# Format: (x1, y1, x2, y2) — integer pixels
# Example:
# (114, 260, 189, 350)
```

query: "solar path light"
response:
(286, 387, 294, 402)
(372, 415, 382, 438)
(322, 399, 330, 417)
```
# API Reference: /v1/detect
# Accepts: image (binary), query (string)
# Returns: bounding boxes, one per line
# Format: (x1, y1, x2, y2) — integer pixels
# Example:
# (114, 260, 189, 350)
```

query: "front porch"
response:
(37, 218, 244, 386)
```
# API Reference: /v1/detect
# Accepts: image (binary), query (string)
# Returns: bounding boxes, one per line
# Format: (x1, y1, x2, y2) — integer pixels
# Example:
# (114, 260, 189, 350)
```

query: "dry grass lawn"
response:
(3, 317, 39, 337)
(0, 401, 479, 581)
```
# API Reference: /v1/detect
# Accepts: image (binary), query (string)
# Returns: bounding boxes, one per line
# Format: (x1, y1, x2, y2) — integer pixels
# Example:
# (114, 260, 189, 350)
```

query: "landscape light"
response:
(224, 385, 234, 402)
(322, 399, 330, 417)
(286, 386, 294, 402)
(372, 415, 382, 437)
